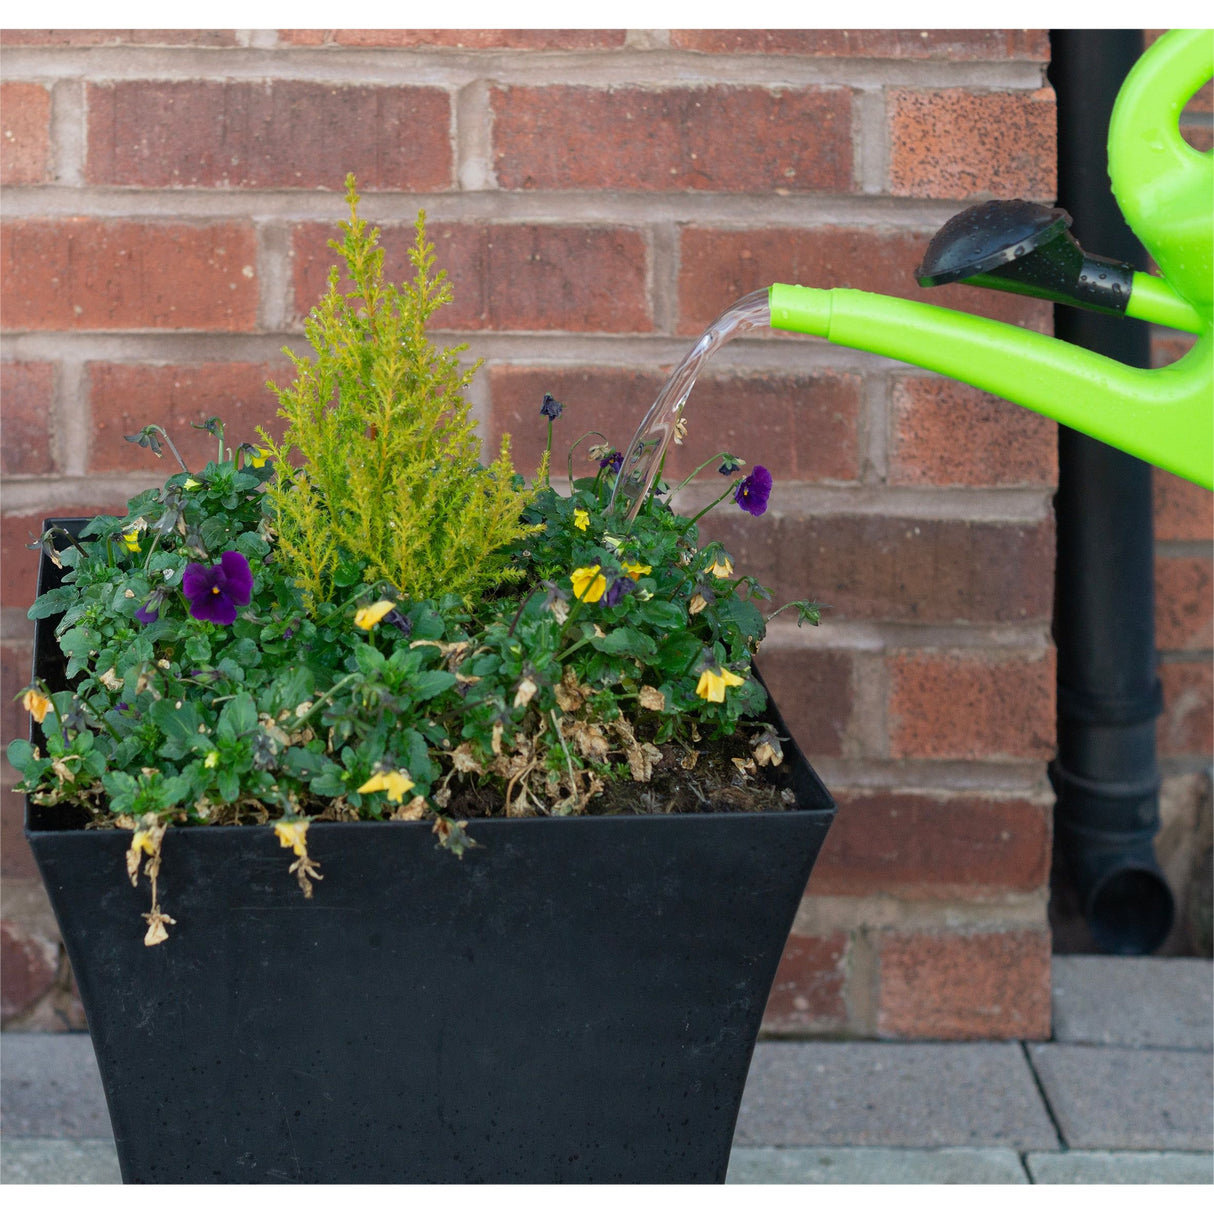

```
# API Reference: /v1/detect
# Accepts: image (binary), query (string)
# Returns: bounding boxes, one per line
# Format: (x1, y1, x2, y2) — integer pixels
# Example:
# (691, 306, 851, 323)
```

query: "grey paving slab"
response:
(735, 1041, 1060, 1150)
(726, 1146, 1029, 1184)
(0, 1033, 111, 1139)
(0, 1138, 121, 1184)
(1052, 956, 1214, 1049)
(1026, 1150, 1214, 1185)
(1028, 1043, 1214, 1151)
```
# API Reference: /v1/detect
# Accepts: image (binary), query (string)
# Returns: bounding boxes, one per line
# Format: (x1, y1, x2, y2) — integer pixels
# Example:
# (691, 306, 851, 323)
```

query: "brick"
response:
(1159, 661, 1214, 757)
(2, 640, 32, 766)
(0, 82, 51, 185)
(487, 366, 861, 486)
(2, 506, 126, 609)
(1181, 124, 1213, 154)
(492, 86, 852, 192)
(293, 221, 651, 334)
(888, 650, 1056, 761)
(698, 514, 1055, 625)
(88, 362, 288, 474)
(889, 376, 1057, 487)
(749, 647, 855, 760)
(812, 791, 1051, 897)
(1, 783, 37, 879)
(1151, 331, 1197, 369)
(1154, 470, 1213, 542)
(0, 919, 59, 1021)
(876, 929, 1051, 1039)
(2, 514, 47, 610)
(2, 220, 258, 331)
(671, 30, 1050, 59)
(86, 81, 451, 191)
(279, 29, 626, 49)
(1155, 556, 1213, 652)
(762, 932, 849, 1033)
(887, 88, 1057, 200)
(0, 362, 55, 475)
(0, 29, 236, 45)
(676, 226, 1053, 335)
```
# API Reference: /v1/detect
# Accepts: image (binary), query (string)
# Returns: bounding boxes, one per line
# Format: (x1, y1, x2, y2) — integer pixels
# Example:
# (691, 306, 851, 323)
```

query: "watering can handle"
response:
(1108, 29, 1214, 322)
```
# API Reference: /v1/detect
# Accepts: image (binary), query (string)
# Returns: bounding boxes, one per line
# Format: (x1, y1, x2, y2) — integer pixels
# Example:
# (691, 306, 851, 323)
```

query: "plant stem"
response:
(681, 482, 739, 531)
(151, 426, 190, 474)
(667, 452, 737, 499)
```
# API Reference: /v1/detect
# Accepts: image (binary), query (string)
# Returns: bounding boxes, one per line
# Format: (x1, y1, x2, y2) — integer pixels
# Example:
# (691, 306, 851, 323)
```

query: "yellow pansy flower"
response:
(570, 565, 607, 603)
(358, 770, 415, 803)
(573, 509, 590, 532)
(22, 688, 53, 724)
(182, 477, 202, 490)
(707, 556, 733, 578)
(120, 529, 141, 554)
(622, 561, 652, 578)
(354, 600, 397, 630)
(695, 667, 745, 703)
(274, 819, 310, 857)
(249, 446, 269, 468)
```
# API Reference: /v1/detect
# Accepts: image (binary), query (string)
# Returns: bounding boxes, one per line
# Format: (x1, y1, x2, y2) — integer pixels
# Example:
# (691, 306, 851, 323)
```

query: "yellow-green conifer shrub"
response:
(261, 177, 541, 611)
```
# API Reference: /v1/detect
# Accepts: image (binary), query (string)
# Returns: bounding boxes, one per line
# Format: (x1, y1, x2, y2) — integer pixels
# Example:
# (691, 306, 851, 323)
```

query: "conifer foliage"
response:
(261, 176, 540, 610)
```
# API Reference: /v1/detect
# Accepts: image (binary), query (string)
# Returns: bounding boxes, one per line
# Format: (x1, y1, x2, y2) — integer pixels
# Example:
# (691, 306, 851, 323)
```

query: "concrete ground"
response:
(1, 955, 1210, 1185)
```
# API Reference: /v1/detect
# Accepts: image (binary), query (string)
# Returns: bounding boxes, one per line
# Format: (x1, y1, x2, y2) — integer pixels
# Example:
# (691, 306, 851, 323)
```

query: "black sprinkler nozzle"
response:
(916, 198, 1136, 316)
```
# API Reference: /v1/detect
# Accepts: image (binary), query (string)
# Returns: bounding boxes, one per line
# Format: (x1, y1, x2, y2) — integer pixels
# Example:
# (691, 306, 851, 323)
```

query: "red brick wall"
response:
(0, 29, 1205, 1035)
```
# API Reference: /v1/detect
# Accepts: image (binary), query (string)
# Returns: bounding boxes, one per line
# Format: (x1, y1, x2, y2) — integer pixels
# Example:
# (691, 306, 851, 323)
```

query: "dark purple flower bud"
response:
(718, 455, 744, 475)
(601, 576, 636, 608)
(540, 393, 564, 421)
(182, 550, 253, 625)
(383, 608, 412, 637)
(134, 588, 166, 625)
(733, 465, 772, 517)
(599, 450, 624, 474)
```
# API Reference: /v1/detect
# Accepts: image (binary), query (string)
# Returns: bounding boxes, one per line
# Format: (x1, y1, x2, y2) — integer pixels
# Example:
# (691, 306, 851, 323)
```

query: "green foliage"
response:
(8, 194, 822, 940)
(261, 176, 541, 610)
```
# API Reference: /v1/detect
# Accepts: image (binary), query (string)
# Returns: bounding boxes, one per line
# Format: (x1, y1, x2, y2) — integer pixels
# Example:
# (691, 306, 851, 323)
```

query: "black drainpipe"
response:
(1047, 29, 1175, 954)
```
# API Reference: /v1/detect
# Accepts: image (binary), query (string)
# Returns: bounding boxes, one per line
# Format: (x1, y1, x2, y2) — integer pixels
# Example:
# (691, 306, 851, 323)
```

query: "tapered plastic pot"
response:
(25, 520, 836, 1184)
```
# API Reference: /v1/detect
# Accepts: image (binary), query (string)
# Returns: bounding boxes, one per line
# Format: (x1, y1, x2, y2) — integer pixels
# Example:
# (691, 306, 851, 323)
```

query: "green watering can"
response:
(771, 28, 1213, 489)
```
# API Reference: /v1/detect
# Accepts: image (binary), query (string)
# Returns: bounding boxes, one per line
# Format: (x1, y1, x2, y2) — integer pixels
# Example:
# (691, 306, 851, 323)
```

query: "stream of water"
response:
(607, 288, 772, 522)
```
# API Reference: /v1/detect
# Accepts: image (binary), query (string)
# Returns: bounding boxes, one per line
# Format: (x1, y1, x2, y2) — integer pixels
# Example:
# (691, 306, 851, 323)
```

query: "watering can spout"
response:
(768, 283, 1212, 489)
(770, 28, 1213, 491)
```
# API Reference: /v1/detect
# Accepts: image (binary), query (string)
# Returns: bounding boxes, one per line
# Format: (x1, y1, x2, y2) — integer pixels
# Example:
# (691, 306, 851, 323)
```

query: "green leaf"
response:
(591, 627, 656, 660)
(28, 587, 80, 620)
(409, 670, 456, 702)
(216, 768, 240, 802)
(7, 739, 33, 768)
(656, 630, 702, 673)
(185, 635, 212, 664)
(217, 692, 257, 740)
(638, 599, 686, 630)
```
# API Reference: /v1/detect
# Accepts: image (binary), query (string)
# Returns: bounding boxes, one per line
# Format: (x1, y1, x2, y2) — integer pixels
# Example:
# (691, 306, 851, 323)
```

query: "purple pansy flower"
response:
(601, 576, 636, 608)
(599, 450, 624, 474)
(540, 393, 563, 421)
(182, 551, 253, 625)
(734, 465, 772, 517)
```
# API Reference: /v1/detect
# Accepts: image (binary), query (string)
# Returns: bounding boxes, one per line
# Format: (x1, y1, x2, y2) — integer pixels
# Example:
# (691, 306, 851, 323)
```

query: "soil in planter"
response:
(445, 730, 797, 820)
